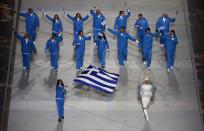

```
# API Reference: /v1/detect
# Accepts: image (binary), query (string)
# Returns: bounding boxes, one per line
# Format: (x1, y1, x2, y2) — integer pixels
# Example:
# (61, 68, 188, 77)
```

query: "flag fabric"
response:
(73, 65, 119, 94)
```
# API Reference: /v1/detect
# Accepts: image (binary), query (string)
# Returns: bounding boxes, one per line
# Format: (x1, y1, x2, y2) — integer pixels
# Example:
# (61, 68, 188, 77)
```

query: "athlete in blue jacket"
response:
(90, 7, 106, 44)
(55, 79, 66, 122)
(165, 30, 178, 72)
(142, 28, 158, 69)
(73, 31, 91, 71)
(64, 12, 90, 39)
(14, 31, 37, 73)
(155, 13, 175, 46)
(134, 14, 149, 50)
(43, 12, 63, 42)
(114, 9, 130, 31)
(45, 34, 62, 72)
(18, 8, 40, 42)
(95, 32, 110, 69)
(106, 26, 137, 66)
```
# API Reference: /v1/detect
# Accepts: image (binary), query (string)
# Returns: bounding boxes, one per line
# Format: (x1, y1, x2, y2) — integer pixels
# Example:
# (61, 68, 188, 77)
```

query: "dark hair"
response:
(78, 31, 82, 34)
(119, 10, 124, 15)
(120, 26, 126, 29)
(75, 13, 81, 19)
(146, 28, 151, 31)
(56, 79, 64, 86)
(28, 8, 33, 12)
(170, 30, 175, 34)
(53, 14, 61, 22)
(138, 14, 143, 16)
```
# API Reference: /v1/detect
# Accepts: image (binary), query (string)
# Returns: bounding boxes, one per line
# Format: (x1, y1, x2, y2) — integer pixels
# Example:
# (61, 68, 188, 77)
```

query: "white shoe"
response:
(147, 67, 151, 70)
(143, 61, 147, 65)
(167, 68, 171, 73)
(23, 66, 27, 70)
(123, 61, 126, 65)
(170, 66, 173, 70)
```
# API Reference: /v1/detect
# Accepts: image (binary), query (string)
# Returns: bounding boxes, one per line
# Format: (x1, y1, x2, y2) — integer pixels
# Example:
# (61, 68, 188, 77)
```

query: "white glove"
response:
(105, 26, 108, 30)
(136, 40, 140, 44)
(88, 13, 91, 16)
(88, 33, 91, 36)
(127, 9, 130, 12)
(64, 12, 67, 16)
(42, 12, 47, 16)
(108, 48, 110, 52)
(58, 33, 62, 36)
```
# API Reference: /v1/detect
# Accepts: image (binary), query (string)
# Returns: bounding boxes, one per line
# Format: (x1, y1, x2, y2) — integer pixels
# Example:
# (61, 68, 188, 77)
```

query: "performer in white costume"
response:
(138, 69, 155, 122)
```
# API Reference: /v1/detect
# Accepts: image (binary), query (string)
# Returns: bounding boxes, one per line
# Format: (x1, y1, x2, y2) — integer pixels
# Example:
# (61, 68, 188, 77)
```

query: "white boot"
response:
(144, 109, 150, 122)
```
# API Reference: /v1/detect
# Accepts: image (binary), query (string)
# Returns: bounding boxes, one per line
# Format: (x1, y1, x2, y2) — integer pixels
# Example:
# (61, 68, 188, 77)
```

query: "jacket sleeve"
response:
(107, 28, 118, 36)
(60, 21, 63, 32)
(66, 14, 75, 21)
(45, 14, 53, 22)
(90, 9, 96, 17)
(168, 17, 175, 22)
(114, 17, 118, 30)
(45, 40, 50, 53)
(81, 14, 89, 22)
(125, 10, 130, 19)
(36, 14, 40, 27)
(128, 33, 136, 41)
(14, 32, 23, 41)
(106, 40, 110, 49)
(155, 18, 160, 31)
(18, 12, 27, 17)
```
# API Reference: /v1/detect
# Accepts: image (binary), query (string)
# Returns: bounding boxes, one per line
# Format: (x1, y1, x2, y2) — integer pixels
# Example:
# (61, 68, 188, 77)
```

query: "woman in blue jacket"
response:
(64, 12, 90, 39)
(43, 12, 63, 42)
(56, 79, 66, 122)
(95, 32, 110, 69)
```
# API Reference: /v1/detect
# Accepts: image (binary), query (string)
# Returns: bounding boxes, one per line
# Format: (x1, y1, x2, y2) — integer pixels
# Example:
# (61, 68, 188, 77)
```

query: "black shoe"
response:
(58, 118, 61, 122)
(61, 116, 64, 119)
(101, 65, 105, 69)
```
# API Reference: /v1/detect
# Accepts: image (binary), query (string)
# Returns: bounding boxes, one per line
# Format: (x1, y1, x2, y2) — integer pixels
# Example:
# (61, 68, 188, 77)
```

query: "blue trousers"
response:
(143, 49, 152, 67)
(50, 54, 58, 69)
(27, 30, 37, 41)
(56, 99, 64, 118)
(137, 30, 145, 49)
(166, 50, 175, 68)
(22, 53, 30, 70)
(75, 51, 84, 70)
(98, 49, 106, 65)
(118, 48, 127, 66)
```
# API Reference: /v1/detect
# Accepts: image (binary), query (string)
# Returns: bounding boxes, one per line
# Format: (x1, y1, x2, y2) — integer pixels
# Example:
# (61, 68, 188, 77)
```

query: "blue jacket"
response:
(45, 15, 63, 34)
(114, 11, 130, 30)
(155, 16, 175, 34)
(45, 38, 61, 54)
(15, 32, 37, 54)
(166, 35, 178, 51)
(135, 18, 149, 34)
(19, 12, 40, 32)
(56, 85, 66, 100)
(96, 37, 109, 51)
(143, 33, 158, 49)
(108, 28, 136, 49)
(90, 10, 105, 30)
(73, 35, 91, 53)
(66, 14, 89, 32)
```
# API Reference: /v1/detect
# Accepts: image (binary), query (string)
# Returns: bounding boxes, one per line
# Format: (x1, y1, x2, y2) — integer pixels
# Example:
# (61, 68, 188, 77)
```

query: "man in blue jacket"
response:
(14, 30, 37, 73)
(114, 9, 130, 31)
(142, 28, 158, 69)
(64, 12, 90, 39)
(106, 26, 137, 66)
(134, 14, 149, 50)
(45, 34, 62, 72)
(18, 8, 40, 43)
(155, 13, 175, 47)
(165, 30, 178, 72)
(90, 7, 106, 45)
(73, 31, 91, 72)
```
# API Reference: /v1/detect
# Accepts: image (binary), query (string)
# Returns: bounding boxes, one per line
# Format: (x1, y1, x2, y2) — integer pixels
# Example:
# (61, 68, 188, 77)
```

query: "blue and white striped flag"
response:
(73, 65, 119, 94)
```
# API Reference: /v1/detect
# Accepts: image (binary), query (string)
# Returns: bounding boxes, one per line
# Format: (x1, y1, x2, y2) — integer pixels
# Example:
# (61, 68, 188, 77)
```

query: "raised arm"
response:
(127, 33, 136, 41)
(105, 40, 110, 49)
(84, 35, 91, 41)
(81, 14, 90, 22)
(18, 12, 27, 17)
(114, 17, 118, 30)
(14, 32, 23, 41)
(64, 13, 75, 21)
(125, 9, 130, 19)
(168, 17, 175, 22)
(36, 14, 40, 28)
(45, 14, 53, 22)
(90, 8, 96, 17)
(107, 27, 118, 36)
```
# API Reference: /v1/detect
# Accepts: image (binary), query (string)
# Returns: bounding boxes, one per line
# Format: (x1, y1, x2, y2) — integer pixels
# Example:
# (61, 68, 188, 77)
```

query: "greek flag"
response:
(73, 65, 119, 94)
